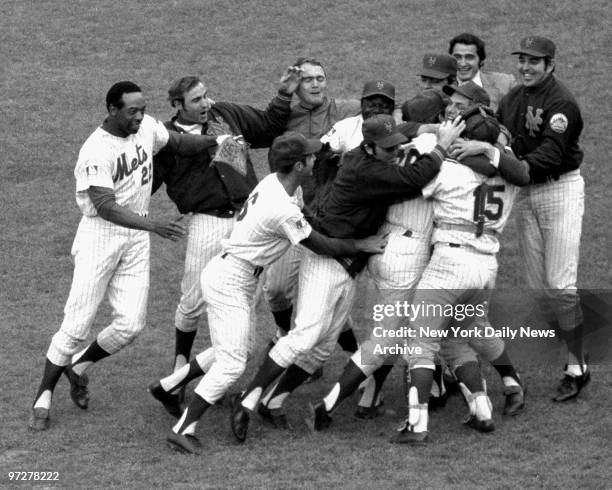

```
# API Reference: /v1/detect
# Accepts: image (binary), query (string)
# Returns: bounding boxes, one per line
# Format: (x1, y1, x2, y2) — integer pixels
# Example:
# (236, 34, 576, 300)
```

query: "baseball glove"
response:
(212, 136, 249, 177)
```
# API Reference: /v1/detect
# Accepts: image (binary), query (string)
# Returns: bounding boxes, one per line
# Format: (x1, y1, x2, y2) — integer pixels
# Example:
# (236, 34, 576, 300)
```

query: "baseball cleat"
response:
(354, 400, 385, 420)
(257, 404, 288, 429)
(166, 430, 202, 455)
(552, 368, 591, 402)
(148, 382, 183, 418)
(64, 366, 89, 410)
(306, 402, 332, 432)
(28, 407, 50, 431)
(389, 419, 428, 444)
(503, 384, 526, 416)
(229, 393, 249, 443)
(464, 414, 495, 433)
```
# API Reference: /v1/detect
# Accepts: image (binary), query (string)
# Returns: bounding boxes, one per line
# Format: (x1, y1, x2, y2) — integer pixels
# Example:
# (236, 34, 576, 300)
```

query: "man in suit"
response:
(449, 32, 516, 111)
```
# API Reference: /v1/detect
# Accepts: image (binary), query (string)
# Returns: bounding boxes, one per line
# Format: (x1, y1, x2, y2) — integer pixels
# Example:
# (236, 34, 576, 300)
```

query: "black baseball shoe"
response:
(354, 399, 385, 420)
(229, 393, 249, 443)
(503, 384, 526, 416)
(166, 430, 202, 455)
(148, 381, 183, 418)
(464, 414, 495, 433)
(552, 367, 591, 402)
(257, 404, 288, 429)
(306, 402, 332, 432)
(28, 407, 50, 431)
(64, 366, 89, 410)
(389, 418, 428, 444)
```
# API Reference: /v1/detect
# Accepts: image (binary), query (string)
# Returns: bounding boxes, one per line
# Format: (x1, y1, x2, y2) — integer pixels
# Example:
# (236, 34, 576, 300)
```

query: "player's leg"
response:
(173, 214, 234, 372)
(170, 256, 257, 451)
(538, 175, 588, 400)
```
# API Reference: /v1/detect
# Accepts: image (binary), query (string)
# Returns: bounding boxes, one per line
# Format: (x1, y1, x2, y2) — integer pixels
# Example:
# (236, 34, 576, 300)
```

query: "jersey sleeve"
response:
(151, 118, 170, 155)
(420, 164, 445, 199)
(278, 211, 312, 245)
(74, 144, 115, 192)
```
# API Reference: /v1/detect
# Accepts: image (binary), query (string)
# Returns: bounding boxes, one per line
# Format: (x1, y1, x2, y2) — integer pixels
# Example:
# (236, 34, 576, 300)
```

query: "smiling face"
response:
(445, 92, 473, 121)
(296, 62, 327, 108)
(361, 95, 394, 120)
(451, 43, 482, 83)
(517, 54, 554, 88)
(109, 92, 146, 136)
(177, 82, 212, 124)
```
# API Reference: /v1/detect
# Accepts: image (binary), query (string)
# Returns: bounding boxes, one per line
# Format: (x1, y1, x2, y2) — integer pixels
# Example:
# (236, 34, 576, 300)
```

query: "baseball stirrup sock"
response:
(324, 360, 367, 412)
(337, 328, 359, 353)
(161, 358, 205, 393)
(490, 349, 521, 386)
(71, 340, 110, 376)
(175, 329, 197, 363)
(173, 394, 210, 435)
(241, 355, 285, 410)
(272, 307, 293, 333)
(33, 360, 66, 409)
(454, 362, 484, 393)
(409, 367, 434, 403)
(265, 364, 311, 409)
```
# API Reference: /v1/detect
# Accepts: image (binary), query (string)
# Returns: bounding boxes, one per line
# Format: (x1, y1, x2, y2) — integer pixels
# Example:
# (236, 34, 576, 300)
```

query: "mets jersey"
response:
(74, 114, 169, 217)
(221, 173, 312, 267)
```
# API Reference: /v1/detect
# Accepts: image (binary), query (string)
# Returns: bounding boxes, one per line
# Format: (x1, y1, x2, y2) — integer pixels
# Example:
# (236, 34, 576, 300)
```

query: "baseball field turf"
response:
(2, 0, 610, 488)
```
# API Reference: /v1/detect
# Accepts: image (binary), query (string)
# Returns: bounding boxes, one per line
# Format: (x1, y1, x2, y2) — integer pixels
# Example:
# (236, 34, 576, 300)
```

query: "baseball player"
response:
(308, 96, 530, 432)
(162, 132, 387, 454)
(262, 57, 361, 354)
(28, 81, 229, 431)
(311, 112, 528, 443)
(497, 36, 589, 401)
(228, 114, 467, 442)
(148, 67, 302, 412)
(449, 32, 517, 112)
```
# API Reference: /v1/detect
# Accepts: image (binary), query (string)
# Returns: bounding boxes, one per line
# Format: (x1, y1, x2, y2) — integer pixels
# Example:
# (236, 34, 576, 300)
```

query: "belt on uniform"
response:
(435, 242, 495, 255)
(434, 221, 497, 237)
(203, 208, 236, 218)
(221, 253, 263, 278)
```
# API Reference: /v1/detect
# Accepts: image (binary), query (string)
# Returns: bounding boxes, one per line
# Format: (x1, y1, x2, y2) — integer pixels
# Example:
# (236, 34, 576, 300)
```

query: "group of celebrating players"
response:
(29, 32, 590, 454)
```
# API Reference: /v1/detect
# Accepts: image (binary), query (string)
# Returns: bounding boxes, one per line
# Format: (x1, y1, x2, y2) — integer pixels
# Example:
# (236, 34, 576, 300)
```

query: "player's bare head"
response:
(442, 82, 490, 121)
(449, 33, 486, 82)
(106, 81, 142, 112)
(105, 81, 145, 136)
(418, 54, 457, 92)
(401, 90, 449, 124)
(294, 57, 327, 108)
(168, 76, 211, 124)
(269, 131, 322, 175)
(361, 80, 395, 120)
(361, 114, 407, 164)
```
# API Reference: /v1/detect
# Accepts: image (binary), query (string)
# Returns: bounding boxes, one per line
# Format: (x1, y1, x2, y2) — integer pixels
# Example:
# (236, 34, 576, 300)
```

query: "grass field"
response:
(2, 0, 611, 488)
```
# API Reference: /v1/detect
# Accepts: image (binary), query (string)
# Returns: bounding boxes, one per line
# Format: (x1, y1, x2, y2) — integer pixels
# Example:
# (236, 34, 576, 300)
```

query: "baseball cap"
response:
(361, 80, 395, 102)
(362, 114, 408, 148)
(401, 90, 449, 123)
(269, 131, 322, 169)
(419, 53, 458, 80)
(462, 109, 501, 145)
(443, 81, 491, 107)
(512, 36, 556, 58)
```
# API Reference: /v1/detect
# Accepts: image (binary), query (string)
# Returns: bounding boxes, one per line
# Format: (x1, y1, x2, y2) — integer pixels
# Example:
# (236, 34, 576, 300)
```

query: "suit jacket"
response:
(481, 71, 517, 112)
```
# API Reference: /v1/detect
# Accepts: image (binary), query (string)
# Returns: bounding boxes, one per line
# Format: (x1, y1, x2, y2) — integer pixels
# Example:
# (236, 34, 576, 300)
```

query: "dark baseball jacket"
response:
(311, 144, 446, 277)
(152, 91, 292, 215)
(497, 75, 583, 184)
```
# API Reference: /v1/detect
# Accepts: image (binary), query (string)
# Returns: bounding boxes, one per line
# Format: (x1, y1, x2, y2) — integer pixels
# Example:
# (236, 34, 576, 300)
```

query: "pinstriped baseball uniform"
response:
(194, 173, 311, 403)
(405, 161, 519, 368)
(48, 115, 169, 365)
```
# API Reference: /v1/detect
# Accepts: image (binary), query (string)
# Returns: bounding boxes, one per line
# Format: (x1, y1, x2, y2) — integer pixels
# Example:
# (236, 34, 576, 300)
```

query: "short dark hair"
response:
(168, 76, 202, 108)
(106, 81, 142, 111)
(448, 33, 487, 62)
(293, 57, 326, 77)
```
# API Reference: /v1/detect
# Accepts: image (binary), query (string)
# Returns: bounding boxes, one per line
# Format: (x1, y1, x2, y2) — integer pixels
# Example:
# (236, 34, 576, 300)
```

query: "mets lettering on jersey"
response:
(74, 114, 169, 217)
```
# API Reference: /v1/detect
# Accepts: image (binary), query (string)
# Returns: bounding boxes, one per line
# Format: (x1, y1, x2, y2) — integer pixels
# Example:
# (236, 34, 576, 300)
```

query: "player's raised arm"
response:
(87, 186, 186, 241)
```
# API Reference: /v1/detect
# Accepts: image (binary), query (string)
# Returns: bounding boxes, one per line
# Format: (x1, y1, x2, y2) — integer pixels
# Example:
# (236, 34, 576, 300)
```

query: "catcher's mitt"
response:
(212, 136, 249, 177)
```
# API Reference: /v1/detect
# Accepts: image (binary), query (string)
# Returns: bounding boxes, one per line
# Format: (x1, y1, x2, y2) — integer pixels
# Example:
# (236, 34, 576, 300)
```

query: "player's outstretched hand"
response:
(279, 66, 303, 95)
(436, 116, 466, 151)
(151, 215, 187, 241)
(355, 232, 389, 254)
(450, 138, 492, 161)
